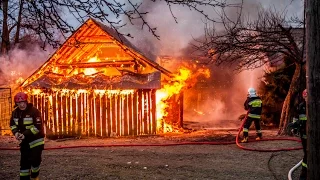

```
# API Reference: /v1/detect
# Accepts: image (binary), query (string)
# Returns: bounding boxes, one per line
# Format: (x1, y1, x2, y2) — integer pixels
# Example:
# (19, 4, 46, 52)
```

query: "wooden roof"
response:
(21, 18, 172, 90)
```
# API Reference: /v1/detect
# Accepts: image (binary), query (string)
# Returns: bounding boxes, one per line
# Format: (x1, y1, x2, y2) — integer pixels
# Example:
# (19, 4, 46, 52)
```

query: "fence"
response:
(0, 88, 12, 135)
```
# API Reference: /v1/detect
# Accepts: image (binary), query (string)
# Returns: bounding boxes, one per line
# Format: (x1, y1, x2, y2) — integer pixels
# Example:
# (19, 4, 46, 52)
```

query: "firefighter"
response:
(241, 87, 263, 143)
(291, 89, 308, 180)
(9, 92, 45, 180)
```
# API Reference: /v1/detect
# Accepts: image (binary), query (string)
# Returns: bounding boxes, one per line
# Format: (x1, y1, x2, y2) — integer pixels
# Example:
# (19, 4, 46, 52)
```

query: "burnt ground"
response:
(0, 128, 304, 180)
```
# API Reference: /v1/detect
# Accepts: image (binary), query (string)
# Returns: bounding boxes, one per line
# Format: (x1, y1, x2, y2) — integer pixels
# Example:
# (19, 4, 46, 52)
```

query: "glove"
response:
(287, 122, 300, 137)
(14, 132, 25, 140)
(18, 133, 25, 140)
(14, 132, 21, 140)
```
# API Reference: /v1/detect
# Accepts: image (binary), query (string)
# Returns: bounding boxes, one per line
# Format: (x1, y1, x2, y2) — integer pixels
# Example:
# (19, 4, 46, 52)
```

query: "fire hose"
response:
(0, 117, 303, 179)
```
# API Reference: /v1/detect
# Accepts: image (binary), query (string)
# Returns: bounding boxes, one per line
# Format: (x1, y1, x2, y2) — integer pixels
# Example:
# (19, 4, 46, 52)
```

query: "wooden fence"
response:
(30, 89, 157, 137)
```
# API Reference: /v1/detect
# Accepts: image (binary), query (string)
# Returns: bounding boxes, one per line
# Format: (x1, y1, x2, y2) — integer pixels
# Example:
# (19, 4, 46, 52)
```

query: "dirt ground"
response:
(0, 128, 304, 180)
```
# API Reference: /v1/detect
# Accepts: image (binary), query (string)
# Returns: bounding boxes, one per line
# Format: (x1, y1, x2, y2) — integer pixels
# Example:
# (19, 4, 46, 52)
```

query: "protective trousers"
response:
(20, 144, 44, 180)
(243, 117, 262, 138)
(300, 136, 307, 180)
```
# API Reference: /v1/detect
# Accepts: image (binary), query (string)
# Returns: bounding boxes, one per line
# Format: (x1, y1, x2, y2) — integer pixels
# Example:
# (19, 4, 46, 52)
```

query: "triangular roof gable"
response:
(21, 18, 172, 88)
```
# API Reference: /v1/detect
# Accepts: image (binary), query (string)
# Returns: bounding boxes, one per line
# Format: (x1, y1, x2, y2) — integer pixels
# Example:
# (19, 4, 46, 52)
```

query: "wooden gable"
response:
(21, 18, 172, 90)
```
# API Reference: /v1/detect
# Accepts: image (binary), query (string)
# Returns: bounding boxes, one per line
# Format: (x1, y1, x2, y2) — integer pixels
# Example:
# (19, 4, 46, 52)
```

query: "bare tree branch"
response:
(1, 0, 239, 52)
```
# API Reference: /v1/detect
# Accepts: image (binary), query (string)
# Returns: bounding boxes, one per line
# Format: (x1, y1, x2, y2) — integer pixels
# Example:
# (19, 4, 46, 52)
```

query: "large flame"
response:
(84, 56, 100, 75)
(12, 53, 211, 135)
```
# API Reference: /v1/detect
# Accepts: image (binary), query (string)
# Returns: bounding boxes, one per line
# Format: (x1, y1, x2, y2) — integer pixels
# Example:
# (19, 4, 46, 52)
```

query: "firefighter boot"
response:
(241, 137, 248, 143)
(256, 134, 262, 140)
(31, 177, 39, 180)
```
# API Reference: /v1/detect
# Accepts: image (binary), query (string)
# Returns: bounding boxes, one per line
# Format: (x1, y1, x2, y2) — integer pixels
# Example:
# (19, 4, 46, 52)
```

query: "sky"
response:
(63, 0, 304, 57)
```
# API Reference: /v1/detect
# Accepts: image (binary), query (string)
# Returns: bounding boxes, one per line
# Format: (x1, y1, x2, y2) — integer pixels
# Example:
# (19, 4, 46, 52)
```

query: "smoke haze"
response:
(120, 0, 303, 128)
(0, 0, 303, 129)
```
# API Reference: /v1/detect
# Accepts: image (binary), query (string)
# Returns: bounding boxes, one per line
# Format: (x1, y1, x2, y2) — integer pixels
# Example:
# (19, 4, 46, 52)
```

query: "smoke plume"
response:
(121, 0, 303, 129)
(0, 44, 53, 92)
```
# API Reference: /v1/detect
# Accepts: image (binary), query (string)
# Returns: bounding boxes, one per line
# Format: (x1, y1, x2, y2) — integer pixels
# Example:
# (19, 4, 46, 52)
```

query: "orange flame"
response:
(84, 56, 100, 75)
(156, 68, 191, 133)
(155, 64, 211, 133)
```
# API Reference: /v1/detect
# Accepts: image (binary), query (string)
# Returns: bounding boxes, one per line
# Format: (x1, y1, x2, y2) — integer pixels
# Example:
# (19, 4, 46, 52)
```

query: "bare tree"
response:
(0, 0, 238, 55)
(306, 0, 320, 178)
(195, 8, 305, 134)
(1, 0, 10, 54)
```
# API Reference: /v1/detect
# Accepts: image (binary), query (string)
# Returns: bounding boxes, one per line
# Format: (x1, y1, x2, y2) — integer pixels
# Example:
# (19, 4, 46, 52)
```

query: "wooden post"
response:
(306, 0, 320, 178)
(151, 89, 157, 134)
(179, 91, 184, 128)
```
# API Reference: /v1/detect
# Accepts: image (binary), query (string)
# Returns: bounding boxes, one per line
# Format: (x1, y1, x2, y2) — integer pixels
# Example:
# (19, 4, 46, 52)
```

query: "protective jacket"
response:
(10, 103, 45, 148)
(244, 96, 262, 119)
(293, 101, 307, 139)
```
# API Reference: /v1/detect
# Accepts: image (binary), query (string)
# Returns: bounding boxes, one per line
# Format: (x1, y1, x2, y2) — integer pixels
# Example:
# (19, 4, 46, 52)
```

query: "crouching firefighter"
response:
(10, 92, 45, 180)
(290, 89, 308, 180)
(241, 88, 263, 143)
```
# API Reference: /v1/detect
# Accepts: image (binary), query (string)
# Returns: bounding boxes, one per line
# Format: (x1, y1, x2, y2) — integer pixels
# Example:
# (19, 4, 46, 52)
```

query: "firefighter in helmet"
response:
(291, 89, 308, 180)
(241, 87, 263, 143)
(10, 92, 45, 180)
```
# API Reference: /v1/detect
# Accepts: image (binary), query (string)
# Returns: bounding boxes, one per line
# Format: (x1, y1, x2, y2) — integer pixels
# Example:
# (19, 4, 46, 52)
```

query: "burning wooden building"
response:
(20, 18, 177, 137)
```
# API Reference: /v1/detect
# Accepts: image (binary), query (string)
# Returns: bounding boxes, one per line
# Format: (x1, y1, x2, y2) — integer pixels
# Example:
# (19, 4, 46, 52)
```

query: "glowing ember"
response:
(194, 109, 205, 115)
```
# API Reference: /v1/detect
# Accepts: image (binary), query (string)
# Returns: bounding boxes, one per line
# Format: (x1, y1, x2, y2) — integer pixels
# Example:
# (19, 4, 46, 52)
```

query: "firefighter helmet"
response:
(14, 92, 28, 103)
(302, 89, 307, 98)
(247, 87, 257, 97)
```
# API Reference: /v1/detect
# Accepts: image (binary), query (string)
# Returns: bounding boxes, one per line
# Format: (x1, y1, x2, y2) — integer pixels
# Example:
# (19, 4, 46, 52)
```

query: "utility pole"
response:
(305, 0, 320, 179)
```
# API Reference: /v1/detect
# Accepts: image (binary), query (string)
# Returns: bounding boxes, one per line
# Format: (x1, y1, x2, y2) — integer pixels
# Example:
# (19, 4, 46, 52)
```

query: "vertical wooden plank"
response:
(116, 94, 121, 136)
(42, 95, 45, 123)
(147, 90, 152, 134)
(138, 90, 142, 135)
(152, 90, 157, 134)
(143, 90, 148, 134)
(179, 92, 184, 128)
(78, 93, 83, 136)
(48, 95, 54, 135)
(34, 95, 38, 110)
(67, 94, 72, 136)
(133, 91, 138, 136)
(52, 93, 57, 135)
(111, 94, 117, 136)
(123, 94, 128, 136)
(128, 93, 133, 135)
(106, 95, 111, 137)
(44, 95, 49, 135)
(102, 94, 107, 137)
(72, 94, 76, 136)
(95, 94, 100, 136)
(90, 93, 94, 136)
(57, 92, 62, 137)
(85, 93, 89, 136)
(62, 93, 67, 136)
(39, 95, 43, 122)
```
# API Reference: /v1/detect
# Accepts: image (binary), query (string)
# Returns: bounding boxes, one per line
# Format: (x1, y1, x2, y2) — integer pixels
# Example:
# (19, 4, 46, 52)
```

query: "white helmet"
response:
(247, 87, 257, 97)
